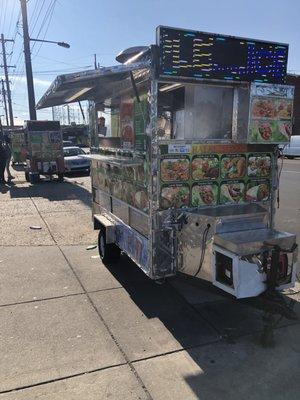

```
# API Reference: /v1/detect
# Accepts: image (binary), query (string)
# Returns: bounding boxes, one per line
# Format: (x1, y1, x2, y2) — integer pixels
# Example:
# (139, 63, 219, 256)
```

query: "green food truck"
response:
(24, 120, 65, 183)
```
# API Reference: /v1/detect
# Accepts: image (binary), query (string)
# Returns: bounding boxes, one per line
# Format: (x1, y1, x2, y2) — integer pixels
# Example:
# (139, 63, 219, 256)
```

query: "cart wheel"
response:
(25, 171, 30, 182)
(98, 229, 120, 263)
(57, 173, 64, 182)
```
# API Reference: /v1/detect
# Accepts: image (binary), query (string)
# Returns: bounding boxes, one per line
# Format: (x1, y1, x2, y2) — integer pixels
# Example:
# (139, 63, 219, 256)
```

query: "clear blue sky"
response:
(1, 0, 300, 123)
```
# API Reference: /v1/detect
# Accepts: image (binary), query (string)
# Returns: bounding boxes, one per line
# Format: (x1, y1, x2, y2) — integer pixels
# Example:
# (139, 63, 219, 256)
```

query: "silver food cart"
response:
(37, 26, 298, 299)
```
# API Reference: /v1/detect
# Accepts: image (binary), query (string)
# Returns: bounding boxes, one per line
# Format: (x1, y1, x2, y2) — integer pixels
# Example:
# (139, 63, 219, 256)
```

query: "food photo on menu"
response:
(246, 181, 270, 202)
(160, 184, 190, 209)
(191, 155, 219, 180)
(247, 154, 271, 178)
(249, 120, 290, 142)
(251, 98, 277, 118)
(220, 155, 246, 179)
(276, 99, 293, 119)
(191, 183, 218, 207)
(220, 181, 245, 204)
(160, 158, 189, 182)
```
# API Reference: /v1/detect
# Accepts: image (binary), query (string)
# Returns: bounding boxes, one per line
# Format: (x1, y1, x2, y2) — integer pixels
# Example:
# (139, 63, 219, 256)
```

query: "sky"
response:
(1, 0, 300, 125)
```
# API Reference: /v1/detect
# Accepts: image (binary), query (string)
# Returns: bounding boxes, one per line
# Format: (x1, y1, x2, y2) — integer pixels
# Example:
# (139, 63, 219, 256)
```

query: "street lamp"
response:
(30, 38, 70, 49)
(20, 0, 70, 121)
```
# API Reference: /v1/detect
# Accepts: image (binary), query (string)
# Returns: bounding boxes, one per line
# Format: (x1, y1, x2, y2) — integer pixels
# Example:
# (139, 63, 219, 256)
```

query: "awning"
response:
(36, 60, 150, 110)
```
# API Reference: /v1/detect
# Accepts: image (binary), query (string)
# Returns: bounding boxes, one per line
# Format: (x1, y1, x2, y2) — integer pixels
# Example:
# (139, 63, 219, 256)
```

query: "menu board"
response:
(159, 144, 272, 209)
(248, 83, 294, 143)
(157, 26, 288, 84)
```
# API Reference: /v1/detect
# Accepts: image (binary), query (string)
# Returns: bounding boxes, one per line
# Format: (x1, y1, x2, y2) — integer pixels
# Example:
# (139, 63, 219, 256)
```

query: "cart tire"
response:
(25, 171, 30, 182)
(58, 173, 64, 182)
(98, 229, 120, 263)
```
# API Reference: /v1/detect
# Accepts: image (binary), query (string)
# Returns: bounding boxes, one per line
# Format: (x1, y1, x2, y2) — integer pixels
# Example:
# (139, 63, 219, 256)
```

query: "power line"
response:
(7, 0, 17, 38)
(30, 0, 47, 36)
(33, 0, 57, 58)
(31, 0, 56, 52)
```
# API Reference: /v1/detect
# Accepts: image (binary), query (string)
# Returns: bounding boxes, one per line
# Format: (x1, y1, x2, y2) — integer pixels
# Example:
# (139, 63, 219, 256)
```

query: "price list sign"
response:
(157, 26, 288, 84)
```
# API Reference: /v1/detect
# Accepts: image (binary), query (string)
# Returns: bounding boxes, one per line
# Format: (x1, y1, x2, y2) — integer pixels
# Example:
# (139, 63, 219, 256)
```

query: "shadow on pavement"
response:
(102, 254, 300, 398)
(6, 180, 92, 209)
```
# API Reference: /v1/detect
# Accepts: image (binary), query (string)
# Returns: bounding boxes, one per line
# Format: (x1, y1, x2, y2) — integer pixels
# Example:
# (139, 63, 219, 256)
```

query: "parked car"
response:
(63, 146, 90, 173)
(282, 135, 300, 159)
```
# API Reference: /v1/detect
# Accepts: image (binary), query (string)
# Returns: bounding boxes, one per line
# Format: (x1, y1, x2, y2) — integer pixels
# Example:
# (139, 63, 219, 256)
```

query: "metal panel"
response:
(112, 198, 129, 225)
(98, 189, 111, 212)
(129, 208, 149, 237)
(214, 229, 296, 255)
(178, 205, 270, 281)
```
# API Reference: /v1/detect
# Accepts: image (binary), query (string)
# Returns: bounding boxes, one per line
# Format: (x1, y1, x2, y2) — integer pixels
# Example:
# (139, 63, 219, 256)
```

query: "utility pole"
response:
(20, 0, 37, 120)
(94, 54, 97, 69)
(1, 79, 9, 126)
(1, 34, 15, 126)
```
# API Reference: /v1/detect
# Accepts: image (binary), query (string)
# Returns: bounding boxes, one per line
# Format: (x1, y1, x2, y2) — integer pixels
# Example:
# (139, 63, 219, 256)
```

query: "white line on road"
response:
(282, 170, 300, 174)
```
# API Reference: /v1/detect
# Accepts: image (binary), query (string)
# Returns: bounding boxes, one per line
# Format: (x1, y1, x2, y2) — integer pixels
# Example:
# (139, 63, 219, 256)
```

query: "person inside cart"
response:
(4, 135, 15, 181)
(97, 116, 107, 136)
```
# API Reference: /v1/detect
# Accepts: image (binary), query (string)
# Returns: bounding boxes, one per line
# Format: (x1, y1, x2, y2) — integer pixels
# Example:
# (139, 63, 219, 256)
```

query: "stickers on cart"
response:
(168, 144, 191, 154)
(247, 154, 271, 178)
(220, 154, 246, 179)
(115, 225, 148, 269)
(160, 157, 189, 182)
(191, 155, 219, 180)
(246, 180, 270, 202)
(160, 184, 190, 209)
(191, 183, 219, 207)
(220, 181, 245, 205)
(123, 181, 149, 212)
(120, 96, 134, 149)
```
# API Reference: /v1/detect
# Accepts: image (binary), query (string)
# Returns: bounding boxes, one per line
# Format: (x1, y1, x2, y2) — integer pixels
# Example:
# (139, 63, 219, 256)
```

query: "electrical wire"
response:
(33, 1, 58, 59)
(194, 224, 211, 277)
(6, 0, 16, 39)
(0, 0, 8, 33)
(31, 0, 56, 52)
(30, 0, 47, 36)
(276, 146, 285, 208)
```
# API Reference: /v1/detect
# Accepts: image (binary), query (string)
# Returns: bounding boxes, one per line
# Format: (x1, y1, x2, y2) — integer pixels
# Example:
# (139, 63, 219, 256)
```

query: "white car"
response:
(282, 135, 300, 159)
(63, 146, 90, 173)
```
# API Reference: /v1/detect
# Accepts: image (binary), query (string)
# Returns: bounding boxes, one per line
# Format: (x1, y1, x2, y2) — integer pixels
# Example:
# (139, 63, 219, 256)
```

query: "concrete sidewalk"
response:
(0, 166, 299, 399)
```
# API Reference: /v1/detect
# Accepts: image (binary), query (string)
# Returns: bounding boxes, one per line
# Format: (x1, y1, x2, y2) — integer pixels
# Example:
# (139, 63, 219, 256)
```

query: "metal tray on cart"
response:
(214, 229, 296, 256)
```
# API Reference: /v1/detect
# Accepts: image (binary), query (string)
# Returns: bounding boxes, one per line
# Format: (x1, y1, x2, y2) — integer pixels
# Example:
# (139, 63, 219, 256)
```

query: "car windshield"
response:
(64, 147, 85, 157)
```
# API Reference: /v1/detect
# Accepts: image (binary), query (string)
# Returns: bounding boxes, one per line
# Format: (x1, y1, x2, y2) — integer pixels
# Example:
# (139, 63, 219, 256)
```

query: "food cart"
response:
(23, 120, 64, 183)
(37, 26, 298, 299)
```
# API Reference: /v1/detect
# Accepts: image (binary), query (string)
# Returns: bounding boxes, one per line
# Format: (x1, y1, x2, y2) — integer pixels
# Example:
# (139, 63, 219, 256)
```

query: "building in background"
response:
(287, 74, 300, 136)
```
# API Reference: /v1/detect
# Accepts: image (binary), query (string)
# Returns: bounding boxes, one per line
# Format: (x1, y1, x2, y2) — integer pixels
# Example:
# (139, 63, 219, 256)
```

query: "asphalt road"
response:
(0, 159, 299, 399)
(276, 158, 300, 240)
